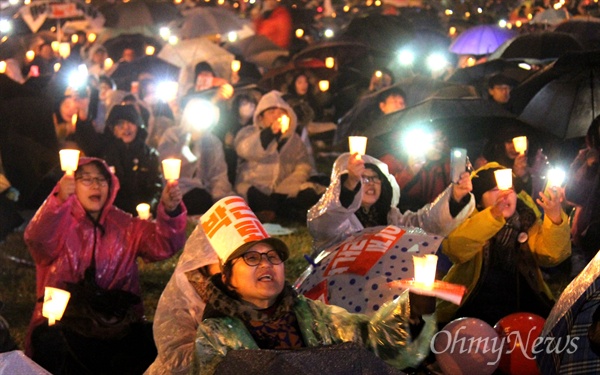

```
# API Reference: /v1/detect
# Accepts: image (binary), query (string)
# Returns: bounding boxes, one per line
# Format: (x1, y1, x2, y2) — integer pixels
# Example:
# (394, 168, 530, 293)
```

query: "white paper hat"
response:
(201, 196, 289, 264)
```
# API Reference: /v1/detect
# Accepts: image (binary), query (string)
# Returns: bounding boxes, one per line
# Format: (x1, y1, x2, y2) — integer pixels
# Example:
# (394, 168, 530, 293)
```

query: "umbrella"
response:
(174, 7, 249, 40)
(449, 24, 518, 56)
(489, 31, 584, 62)
(554, 16, 600, 50)
(537, 250, 600, 374)
(0, 350, 51, 374)
(102, 33, 163, 61)
(109, 55, 180, 90)
(223, 35, 288, 69)
(333, 76, 471, 145)
(292, 41, 370, 67)
(295, 225, 442, 315)
(531, 8, 571, 27)
(99, 1, 179, 29)
(510, 50, 600, 139)
(215, 342, 405, 374)
(258, 58, 336, 92)
(340, 14, 414, 54)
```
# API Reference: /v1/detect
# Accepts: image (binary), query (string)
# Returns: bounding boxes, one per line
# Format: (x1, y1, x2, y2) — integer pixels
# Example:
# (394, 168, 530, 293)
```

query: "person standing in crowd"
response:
(24, 157, 186, 374)
(234, 90, 319, 222)
(307, 152, 474, 255)
(487, 73, 515, 107)
(28, 42, 58, 79)
(437, 162, 571, 326)
(188, 197, 438, 374)
(102, 104, 162, 215)
(252, 0, 292, 49)
(158, 98, 234, 216)
(565, 116, 600, 266)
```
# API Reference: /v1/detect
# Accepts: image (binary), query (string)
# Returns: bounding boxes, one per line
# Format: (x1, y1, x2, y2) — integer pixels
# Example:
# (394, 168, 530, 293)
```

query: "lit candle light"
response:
(348, 136, 367, 159)
(279, 115, 290, 133)
(58, 42, 71, 59)
(162, 158, 181, 181)
(494, 168, 513, 190)
(512, 136, 527, 155)
(25, 50, 35, 62)
(59, 149, 80, 175)
(51, 41, 59, 52)
(325, 57, 335, 69)
(231, 59, 241, 73)
(87, 33, 97, 43)
(295, 28, 304, 38)
(104, 58, 114, 70)
(71, 34, 79, 44)
(42, 287, 71, 326)
(53, 62, 61, 72)
(136, 203, 151, 220)
(413, 254, 437, 290)
(145, 45, 155, 55)
(0, 61, 6, 74)
(318, 80, 330, 92)
(546, 167, 566, 189)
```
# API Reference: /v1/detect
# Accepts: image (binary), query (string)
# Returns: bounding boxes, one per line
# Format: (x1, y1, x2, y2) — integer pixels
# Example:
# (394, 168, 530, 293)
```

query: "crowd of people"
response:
(1, 0, 600, 373)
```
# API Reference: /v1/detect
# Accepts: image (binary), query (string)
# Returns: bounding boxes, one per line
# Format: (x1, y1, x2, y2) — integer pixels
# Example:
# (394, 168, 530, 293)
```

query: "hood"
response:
(253, 90, 298, 138)
(104, 104, 148, 143)
(71, 157, 120, 222)
(331, 153, 400, 208)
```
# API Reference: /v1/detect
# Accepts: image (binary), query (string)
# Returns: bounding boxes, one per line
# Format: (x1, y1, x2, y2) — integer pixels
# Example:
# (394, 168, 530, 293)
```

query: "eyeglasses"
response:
(76, 177, 109, 187)
(238, 250, 283, 266)
(361, 175, 381, 184)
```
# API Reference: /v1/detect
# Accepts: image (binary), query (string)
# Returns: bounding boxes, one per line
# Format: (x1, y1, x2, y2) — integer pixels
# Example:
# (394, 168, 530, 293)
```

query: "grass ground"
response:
(0, 223, 315, 350)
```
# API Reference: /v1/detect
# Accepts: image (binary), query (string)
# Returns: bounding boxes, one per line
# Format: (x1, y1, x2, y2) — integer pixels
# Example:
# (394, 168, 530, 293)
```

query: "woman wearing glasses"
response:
(24, 157, 187, 374)
(307, 153, 475, 255)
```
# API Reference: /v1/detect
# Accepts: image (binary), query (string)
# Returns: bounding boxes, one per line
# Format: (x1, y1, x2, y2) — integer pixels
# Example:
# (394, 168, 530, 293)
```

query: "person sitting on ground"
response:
(307, 152, 474, 255)
(189, 197, 438, 374)
(24, 157, 187, 374)
(436, 162, 571, 327)
(102, 104, 162, 215)
(234, 90, 320, 222)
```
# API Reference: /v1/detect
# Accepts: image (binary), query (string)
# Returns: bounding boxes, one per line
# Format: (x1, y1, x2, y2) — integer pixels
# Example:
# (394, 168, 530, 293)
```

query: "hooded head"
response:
(470, 161, 522, 208)
(253, 90, 298, 138)
(105, 104, 147, 143)
(69, 157, 120, 222)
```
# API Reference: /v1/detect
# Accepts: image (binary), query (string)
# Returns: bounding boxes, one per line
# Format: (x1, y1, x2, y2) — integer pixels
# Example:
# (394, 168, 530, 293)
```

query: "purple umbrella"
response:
(449, 24, 518, 55)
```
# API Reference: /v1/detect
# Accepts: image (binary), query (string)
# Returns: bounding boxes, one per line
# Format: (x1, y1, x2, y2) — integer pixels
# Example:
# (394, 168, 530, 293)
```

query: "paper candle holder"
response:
(42, 287, 71, 326)
(162, 158, 181, 181)
(348, 136, 368, 160)
(59, 149, 80, 175)
(494, 168, 513, 190)
(413, 254, 438, 290)
(512, 136, 528, 154)
(136, 203, 151, 220)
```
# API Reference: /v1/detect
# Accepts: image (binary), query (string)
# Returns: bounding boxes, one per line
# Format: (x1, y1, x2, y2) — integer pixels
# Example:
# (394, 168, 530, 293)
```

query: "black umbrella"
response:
(509, 50, 600, 139)
(554, 16, 600, 51)
(223, 35, 288, 70)
(340, 14, 414, 55)
(110, 55, 180, 90)
(258, 58, 336, 92)
(489, 31, 584, 62)
(214, 342, 406, 375)
(333, 76, 473, 145)
(292, 41, 370, 67)
(102, 33, 163, 61)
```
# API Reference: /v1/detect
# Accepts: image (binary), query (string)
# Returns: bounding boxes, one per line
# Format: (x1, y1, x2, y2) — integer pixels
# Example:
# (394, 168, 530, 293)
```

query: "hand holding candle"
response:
(512, 136, 528, 155)
(494, 168, 513, 190)
(42, 287, 71, 326)
(279, 115, 290, 133)
(318, 80, 330, 92)
(59, 149, 80, 175)
(348, 136, 367, 160)
(162, 158, 181, 181)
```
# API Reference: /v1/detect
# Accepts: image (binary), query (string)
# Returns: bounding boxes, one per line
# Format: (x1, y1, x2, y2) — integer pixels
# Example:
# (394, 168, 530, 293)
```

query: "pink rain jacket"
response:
(24, 157, 187, 355)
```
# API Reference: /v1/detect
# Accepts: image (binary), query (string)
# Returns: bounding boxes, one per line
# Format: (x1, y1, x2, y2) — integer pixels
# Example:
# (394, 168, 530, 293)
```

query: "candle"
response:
(87, 33, 97, 43)
(318, 80, 330, 92)
(279, 115, 290, 133)
(413, 254, 437, 289)
(104, 58, 114, 70)
(325, 57, 335, 69)
(136, 203, 151, 220)
(71, 34, 79, 44)
(0, 61, 7, 74)
(51, 41, 60, 52)
(231, 60, 241, 73)
(512, 136, 528, 155)
(58, 42, 71, 59)
(295, 28, 304, 38)
(162, 158, 181, 181)
(145, 45, 155, 56)
(53, 62, 61, 72)
(59, 149, 80, 175)
(494, 168, 513, 190)
(348, 136, 367, 159)
(42, 287, 71, 326)
(546, 167, 565, 189)
(25, 50, 35, 62)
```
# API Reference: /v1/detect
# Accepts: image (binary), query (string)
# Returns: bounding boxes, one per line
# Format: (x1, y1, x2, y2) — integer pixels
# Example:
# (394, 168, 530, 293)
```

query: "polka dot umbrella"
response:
(294, 225, 442, 315)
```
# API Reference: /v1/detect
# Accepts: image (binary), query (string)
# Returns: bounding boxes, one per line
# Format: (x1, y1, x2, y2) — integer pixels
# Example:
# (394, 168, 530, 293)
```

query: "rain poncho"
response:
(192, 281, 436, 374)
(145, 225, 219, 375)
(234, 90, 312, 198)
(158, 126, 233, 200)
(24, 157, 187, 355)
(307, 153, 475, 254)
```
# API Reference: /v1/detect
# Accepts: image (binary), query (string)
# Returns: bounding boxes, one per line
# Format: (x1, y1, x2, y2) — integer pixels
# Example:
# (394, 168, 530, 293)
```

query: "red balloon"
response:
(494, 312, 546, 375)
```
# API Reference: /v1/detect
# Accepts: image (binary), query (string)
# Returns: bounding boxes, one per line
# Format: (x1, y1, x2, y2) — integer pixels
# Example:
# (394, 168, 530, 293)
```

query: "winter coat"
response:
(307, 153, 475, 254)
(103, 126, 162, 215)
(24, 157, 187, 355)
(191, 279, 436, 374)
(234, 91, 312, 198)
(158, 126, 233, 200)
(436, 203, 571, 324)
(145, 225, 219, 375)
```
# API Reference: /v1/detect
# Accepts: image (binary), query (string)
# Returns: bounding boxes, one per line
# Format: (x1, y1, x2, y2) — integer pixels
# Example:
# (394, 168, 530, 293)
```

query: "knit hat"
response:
(105, 104, 144, 130)
(471, 162, 519, 206)
(194, 61, 215, 77)
(201, 197, 289, 265)
(487, 73, 517, 89)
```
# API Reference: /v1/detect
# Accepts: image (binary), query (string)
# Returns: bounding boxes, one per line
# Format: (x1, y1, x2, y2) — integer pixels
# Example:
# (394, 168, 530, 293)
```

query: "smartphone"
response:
(450, 148, 468, 183)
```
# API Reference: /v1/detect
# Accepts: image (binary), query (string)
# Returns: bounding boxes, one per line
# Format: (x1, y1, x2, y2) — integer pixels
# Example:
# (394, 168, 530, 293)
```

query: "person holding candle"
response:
(187, 197, 437, 374)
(234, 90, 320, 222)
(307, 152, 475, 255)
(24, 156, 186, 374)
(436, 162, 571, 327)
(102, 104, 162, 215)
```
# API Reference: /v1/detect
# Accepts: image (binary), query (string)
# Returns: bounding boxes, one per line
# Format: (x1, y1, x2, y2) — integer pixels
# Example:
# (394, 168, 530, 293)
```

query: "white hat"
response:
(200, 196, 289, 264)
